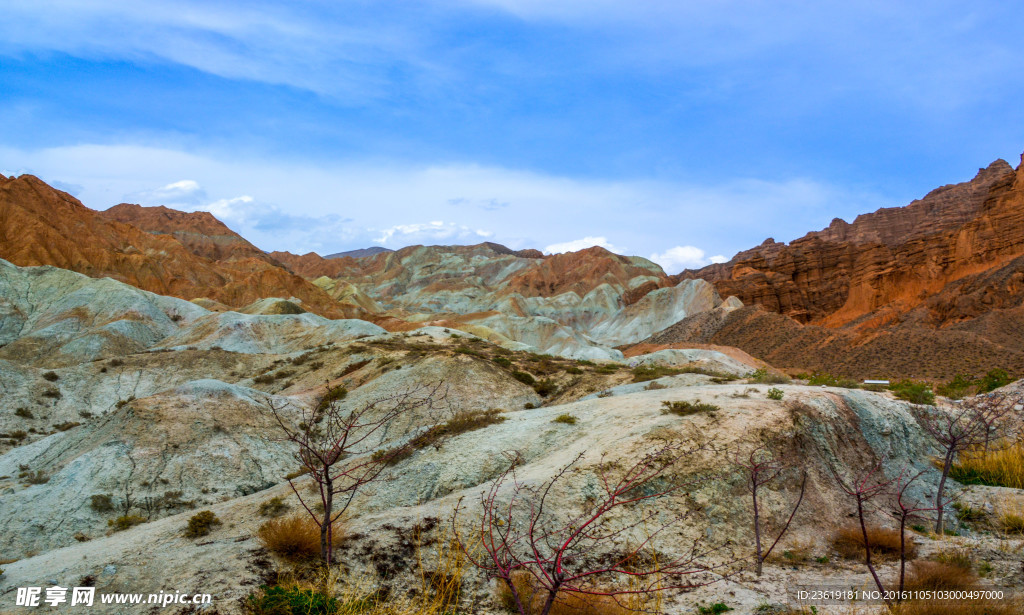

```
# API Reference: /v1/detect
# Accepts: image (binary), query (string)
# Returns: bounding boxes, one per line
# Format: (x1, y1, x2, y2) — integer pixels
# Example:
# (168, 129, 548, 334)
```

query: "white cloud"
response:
(374, 221, 494, 245)
(0, 142, 894, 258)
(649, 246, 728, 274)
(544, 236, 624, 255)
(128, 179, 207, 207)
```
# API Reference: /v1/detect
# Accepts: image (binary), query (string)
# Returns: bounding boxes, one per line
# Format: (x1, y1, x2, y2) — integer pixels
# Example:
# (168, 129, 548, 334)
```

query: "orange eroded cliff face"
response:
(680, 159, 1022, 327)
(0, 175, 349, 317)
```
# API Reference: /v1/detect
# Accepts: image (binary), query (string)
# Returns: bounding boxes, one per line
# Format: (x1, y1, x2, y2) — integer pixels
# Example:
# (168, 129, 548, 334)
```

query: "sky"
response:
(1, 1, 1023, 273)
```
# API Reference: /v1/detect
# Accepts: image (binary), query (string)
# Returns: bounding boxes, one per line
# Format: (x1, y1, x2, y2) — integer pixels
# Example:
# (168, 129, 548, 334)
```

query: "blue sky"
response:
(1, 1, 1023, 272)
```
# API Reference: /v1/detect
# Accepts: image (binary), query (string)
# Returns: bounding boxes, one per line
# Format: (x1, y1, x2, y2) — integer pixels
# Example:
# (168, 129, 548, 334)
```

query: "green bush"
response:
(492, 356, 512, 368)
(315, 386, 348, 412)
(766, 387, 784, 400)
(749, 368, 790, 385)
(806, 372, 860, 388)
(889, 380, 935, 405)
(511, 371, 536, 385)
(551, 413, 578, 425)
(698, 603, 734, 614)
(937, 374, 977, 399)
(661, 400, 720, 416)
(631, 364, 683, 383)
(42, 371, 59, 382)
(243, 585, 342, 615)
(979, 368, 1012, 393)
(108, 514, 147, 531)
(184, 510, 222, 538)
(533, 379, 557, 397)
(259, 496, 290, 517)
(90, 494, 114, 512)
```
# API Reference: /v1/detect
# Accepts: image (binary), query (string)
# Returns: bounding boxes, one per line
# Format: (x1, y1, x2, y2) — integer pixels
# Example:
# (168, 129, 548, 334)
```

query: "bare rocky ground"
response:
(1, 261, 1023, 614)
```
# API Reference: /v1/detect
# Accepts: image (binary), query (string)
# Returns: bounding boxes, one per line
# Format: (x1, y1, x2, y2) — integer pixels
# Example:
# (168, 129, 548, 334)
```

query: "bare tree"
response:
(889, 468, 935, 598)
(268, 382, 447, 565)
(734, 443, 807, 576)
(455, 439, 737, 615)
(829, 462, 895, 604)
(915, 394, 1016, 534)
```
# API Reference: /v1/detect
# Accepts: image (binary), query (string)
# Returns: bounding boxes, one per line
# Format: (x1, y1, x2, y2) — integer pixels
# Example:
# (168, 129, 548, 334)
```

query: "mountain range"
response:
(3, 153, 1023, 379)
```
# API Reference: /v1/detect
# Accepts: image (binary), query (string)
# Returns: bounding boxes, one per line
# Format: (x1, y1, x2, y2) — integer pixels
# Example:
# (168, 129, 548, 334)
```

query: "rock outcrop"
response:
(0, 176, 349, 317)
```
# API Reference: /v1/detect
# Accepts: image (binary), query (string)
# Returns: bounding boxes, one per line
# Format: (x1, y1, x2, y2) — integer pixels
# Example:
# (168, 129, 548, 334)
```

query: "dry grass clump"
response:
(381, 409, 506, 465)
(258, 515, 343, 561)
(901, 560, 977, 592)
(931, 548, 973, 570)
(831, 526, 913, 561)
(660, 399, 720, 416)
(496, 572, 630, 615)
(950, 440, 1024, 489)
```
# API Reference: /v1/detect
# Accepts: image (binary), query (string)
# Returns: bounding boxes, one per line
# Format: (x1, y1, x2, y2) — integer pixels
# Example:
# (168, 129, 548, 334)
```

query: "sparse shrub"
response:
(257, 515, 337, 560)
(953, 502, 985, 523)
(259, 496, 290, 517)
(493, 356, 512, 368)
(454, 345, 485, 358)
(806, 372, 860, 388)
(73, 532, 91, 542)
(979, 368, 1013, 393)
(565, 366, 583, 375)
(644, 381, 667, 390)
(831, 526, 911, 561)
(244, 584, 341, 615)
(54, 421, 81, 431)
(15, 408, 33, 419)
(109, 358, 124, 367)
(382, 409, 506, 465)
(22, 470, 49, 484)
(9, 430, 28, 441)
(115, 396, 135, 409)
(90, 494, 114, 513)
(933, 548, 974, 570)
(511, 371, 536, 385)
(108, 514, 146, 531)
(766, 387, 784, 400)
(41, 387, 62, 399)
(698, 604, 734, 615)
(749, 368, 790, 385)
(593, 363, 619, 374)
(660, 399, 720, 416)
(314, 385, 347, 412)
(631, 364, 683, 383)
(283, 468, 310, 481)
(552, 414, 577, 425)
(78, 410, 93, 418)
(253, 373, 276, 384)
(42, 371, 59, 381)
(889, 380, 935, 405)
(533, 379, 557, 397)
(183, 510, 221, 538)
(596, 390, 613, 398)
(937, 374, 977, 399)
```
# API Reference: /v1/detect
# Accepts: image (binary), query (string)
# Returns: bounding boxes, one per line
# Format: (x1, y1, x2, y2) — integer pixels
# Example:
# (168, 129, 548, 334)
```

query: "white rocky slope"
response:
(4, 379, 1006, 615)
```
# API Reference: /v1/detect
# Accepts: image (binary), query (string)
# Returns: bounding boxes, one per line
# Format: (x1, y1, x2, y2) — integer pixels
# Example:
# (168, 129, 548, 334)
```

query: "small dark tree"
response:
(268, 382, 446, 565)
(734, 443, 807, 576)
(889, 468, 936, 598)
(829, 462, 895, 604)
(455, 438, 737, 615)
(915, 394, 1016, 534)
